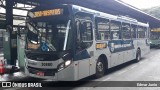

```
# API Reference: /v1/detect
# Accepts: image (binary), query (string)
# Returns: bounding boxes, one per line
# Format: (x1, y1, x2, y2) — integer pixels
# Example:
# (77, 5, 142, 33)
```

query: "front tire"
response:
(135, 49, 141, 62)
(95, 59, 105, 78)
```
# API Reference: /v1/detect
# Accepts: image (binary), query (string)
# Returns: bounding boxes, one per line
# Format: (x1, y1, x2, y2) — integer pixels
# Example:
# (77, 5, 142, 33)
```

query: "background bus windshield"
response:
(150, 32, 160, 40)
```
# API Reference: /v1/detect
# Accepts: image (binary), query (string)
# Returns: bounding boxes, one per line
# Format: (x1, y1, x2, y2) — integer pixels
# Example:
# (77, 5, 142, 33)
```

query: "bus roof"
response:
(72, 5, 149, 27)
(29, 4, 149, 27)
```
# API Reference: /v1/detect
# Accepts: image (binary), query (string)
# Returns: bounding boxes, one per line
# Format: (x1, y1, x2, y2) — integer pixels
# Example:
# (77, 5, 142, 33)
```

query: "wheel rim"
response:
(97, 61, 104, 72)
(138, 55, 140, 60)
(137, 52, 140, 61)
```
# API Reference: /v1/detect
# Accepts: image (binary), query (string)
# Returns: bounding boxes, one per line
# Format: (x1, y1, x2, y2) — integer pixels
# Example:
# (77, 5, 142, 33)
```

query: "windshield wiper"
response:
(63, 20, 71, 50)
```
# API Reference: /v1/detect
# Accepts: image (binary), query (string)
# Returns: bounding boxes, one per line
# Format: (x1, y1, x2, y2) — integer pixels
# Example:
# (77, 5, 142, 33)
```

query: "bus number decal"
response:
(42, 63, 53, 66)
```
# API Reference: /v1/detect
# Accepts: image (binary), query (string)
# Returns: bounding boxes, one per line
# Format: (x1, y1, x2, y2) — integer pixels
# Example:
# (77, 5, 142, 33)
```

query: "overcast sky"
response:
(121, 0, 160, 9)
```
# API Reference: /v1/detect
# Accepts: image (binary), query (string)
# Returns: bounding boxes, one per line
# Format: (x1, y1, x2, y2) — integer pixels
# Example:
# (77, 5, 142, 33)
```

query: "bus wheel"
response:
(136, 49, 141, 62)
(95, 59, 105, 78)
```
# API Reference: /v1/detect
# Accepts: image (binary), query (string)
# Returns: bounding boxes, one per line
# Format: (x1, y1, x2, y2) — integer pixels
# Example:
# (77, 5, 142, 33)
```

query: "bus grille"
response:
(27, 66, 57, 76)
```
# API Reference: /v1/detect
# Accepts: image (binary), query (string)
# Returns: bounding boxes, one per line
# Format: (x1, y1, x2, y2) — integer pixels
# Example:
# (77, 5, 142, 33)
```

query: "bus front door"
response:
(75, 19, 94, 80)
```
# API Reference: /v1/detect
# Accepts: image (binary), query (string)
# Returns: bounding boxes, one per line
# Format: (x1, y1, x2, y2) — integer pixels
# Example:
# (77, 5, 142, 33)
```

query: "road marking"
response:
(148, 76, 160, 80)
(102, 77, 111, 81)
(139, 61, 143, 64)
(130, 65, 137, 69)
(117, 70, 127, 75)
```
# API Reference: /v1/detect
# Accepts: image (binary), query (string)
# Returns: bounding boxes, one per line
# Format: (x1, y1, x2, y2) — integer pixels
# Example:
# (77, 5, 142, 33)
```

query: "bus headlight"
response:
(58, 60, 72, 71)
(65, 60, 71, 66)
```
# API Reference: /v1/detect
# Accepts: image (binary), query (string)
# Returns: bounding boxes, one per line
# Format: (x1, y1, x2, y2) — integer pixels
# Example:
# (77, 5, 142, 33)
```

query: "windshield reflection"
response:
(26, 20, 71, 52)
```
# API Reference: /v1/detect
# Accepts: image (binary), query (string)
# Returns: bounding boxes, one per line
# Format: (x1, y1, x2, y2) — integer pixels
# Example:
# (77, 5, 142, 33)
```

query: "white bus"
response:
(24, 4, 150, 81)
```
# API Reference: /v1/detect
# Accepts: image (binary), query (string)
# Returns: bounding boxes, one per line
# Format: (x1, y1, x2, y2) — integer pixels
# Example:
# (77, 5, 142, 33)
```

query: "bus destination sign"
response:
(151, 29, 160, 32)
(34, 8, 63, 18)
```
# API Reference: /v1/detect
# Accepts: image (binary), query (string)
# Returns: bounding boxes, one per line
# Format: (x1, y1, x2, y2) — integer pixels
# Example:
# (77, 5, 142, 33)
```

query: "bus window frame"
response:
(131, 24, 137, 39)
(74, 12, 93, 51)
(121, 22, 131, 40)
(148, 27, 150, 38)
(95, 17, 110, 41)
(110, 20, 122, 40)
(137, 26, 147, 39)
(144, 27, 148, 38)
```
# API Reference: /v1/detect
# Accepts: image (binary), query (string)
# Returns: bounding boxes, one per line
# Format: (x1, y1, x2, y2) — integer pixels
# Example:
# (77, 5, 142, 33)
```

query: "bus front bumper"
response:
(150, 44, 160, 47)
(25, 67, 58, 81)
(24, 63, 76, 81)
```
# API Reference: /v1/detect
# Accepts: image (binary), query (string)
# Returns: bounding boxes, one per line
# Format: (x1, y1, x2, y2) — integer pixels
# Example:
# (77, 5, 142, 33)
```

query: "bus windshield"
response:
(26, 19, 71, 52)
(150, 32, 160, 40)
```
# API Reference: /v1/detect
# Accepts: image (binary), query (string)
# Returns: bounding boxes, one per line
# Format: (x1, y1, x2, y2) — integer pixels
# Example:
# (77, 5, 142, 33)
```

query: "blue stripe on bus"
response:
(108, 40, 134, 53)
(74, 40, 135, 61)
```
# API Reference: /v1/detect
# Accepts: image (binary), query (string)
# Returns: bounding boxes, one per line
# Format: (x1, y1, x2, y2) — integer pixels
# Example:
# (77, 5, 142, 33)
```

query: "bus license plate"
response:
(36, 71, 44, 76)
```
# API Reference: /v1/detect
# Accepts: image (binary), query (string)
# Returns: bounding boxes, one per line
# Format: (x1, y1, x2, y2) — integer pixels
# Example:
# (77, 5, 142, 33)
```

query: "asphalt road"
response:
(2, 48, 160, 90)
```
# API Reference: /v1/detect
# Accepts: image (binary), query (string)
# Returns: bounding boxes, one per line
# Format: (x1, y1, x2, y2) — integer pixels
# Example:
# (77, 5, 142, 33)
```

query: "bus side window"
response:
(95, 17, 110, 40)
(110, 21, 121, 40)
(122, 23, 131, 39)
(76, 20, 93, 50)
(131, 25, 137, 39)
(138, 26, 146, 38)
(80, 21, 92, 41)
(144, 27, 148, 38)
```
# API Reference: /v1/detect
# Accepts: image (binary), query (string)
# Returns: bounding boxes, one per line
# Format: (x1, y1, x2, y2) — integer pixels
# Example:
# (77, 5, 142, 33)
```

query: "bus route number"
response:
(41, 63, 53, 66)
